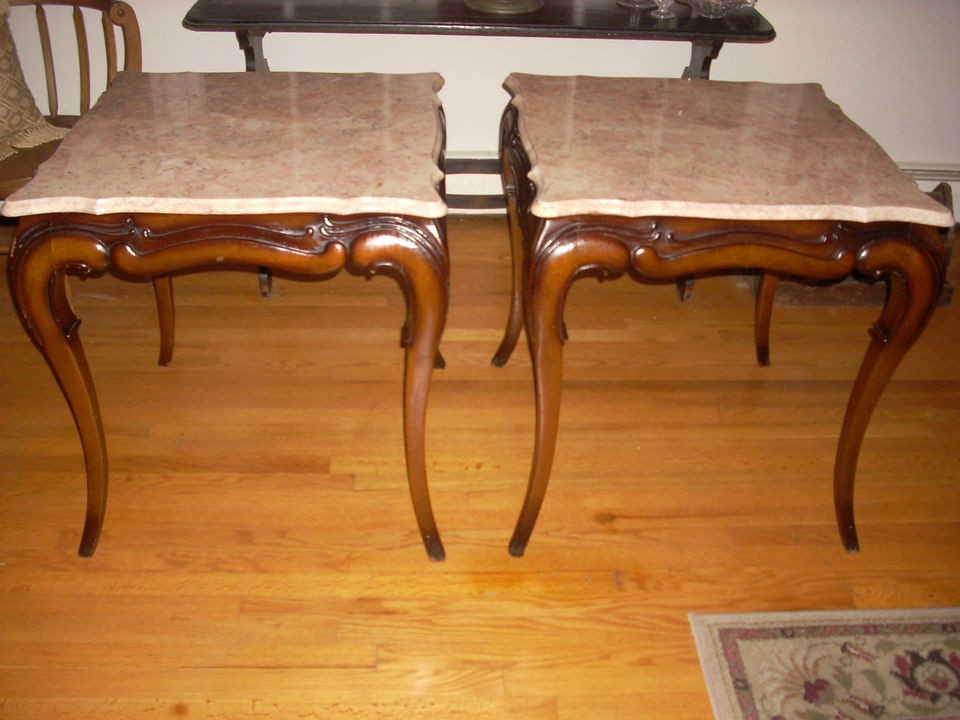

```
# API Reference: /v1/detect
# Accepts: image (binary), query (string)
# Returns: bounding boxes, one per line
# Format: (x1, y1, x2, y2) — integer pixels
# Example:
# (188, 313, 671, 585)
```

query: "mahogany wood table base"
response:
(493, 78, 953, 556)
(9, 211, 449, 560)
(4, 71, 449, 560)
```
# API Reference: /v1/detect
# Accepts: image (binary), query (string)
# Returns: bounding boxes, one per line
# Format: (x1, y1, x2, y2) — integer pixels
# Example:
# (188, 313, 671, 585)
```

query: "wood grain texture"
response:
(2, 216, 959, 719)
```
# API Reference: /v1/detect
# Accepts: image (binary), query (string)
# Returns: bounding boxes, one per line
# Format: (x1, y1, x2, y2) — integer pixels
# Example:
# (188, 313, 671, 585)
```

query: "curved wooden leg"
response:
(492, 194, 526, 367)
(401, 258, 449, 562)
(355, 223, 449, 561)
(403, 333, 445, 561)
(835, 236, 943, 552)
(152, 275, 175, 366)
(400, 320, 445, 369)
(12, 262, 107, 557)
(754, 273, 778, 366)
(509, 263, 568, 557)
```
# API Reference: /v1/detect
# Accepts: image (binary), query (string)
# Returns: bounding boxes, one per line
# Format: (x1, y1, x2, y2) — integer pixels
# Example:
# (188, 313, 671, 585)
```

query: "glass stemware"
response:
(650, 0, 675, 18)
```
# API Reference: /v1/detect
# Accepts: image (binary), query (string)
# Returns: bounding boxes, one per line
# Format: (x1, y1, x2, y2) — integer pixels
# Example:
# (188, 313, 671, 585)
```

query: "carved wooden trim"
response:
(10, 213, 447, 278)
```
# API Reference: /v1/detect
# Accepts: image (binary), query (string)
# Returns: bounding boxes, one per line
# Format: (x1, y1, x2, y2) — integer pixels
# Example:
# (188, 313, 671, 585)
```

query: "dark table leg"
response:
(349, 217, 450, 560)
(9, 230, 110, 557)
(753, 272, 777, 366)
(834, 226, 945, 551)
(236, 30, 270, 72)
(507, 221, 618, 556)
(153, 274, 175, 366)
(492, 105, 532, 368)
(683, 39, 723, 80)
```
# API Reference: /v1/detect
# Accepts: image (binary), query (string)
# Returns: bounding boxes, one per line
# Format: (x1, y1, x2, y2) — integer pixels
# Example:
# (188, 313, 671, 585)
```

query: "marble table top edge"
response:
(506, 74, 955, 230)
(1, 192, 448, 220)
(1, 71, 448, 221)
(528, 198, 954, 228)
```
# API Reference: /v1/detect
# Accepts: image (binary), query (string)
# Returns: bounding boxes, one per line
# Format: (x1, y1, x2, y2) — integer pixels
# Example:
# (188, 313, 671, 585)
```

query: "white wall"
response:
(11, 0, 960, 174)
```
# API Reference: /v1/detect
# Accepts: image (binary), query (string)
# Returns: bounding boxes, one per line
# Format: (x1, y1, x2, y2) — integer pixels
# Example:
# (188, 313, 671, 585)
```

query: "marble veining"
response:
(505, 74, 954, 227)
(2, 72, 447, 219)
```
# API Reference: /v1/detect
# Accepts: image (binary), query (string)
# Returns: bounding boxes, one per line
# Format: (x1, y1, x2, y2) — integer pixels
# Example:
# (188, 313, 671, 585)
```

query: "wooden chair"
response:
(2, 1, 140, 191)
(1, 1, 173, 364)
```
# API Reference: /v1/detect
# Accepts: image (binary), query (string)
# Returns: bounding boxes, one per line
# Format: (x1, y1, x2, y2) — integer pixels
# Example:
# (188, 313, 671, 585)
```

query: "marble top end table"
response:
(494, 73, 954, 556)
(3, 71, 451, 560)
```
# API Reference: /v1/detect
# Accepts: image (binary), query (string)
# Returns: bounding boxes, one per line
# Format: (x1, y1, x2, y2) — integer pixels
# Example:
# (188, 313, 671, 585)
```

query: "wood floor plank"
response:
(0, 697, 559, 720)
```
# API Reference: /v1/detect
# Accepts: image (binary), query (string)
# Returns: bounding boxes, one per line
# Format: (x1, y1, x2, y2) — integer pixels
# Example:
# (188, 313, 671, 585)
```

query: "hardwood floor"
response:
(2, 215, 959, 719)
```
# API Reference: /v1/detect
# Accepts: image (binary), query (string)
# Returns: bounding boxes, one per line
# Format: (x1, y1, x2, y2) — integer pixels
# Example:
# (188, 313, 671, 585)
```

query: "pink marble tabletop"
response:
(1, 72, 446, 219)
(505, 74, 954, 227)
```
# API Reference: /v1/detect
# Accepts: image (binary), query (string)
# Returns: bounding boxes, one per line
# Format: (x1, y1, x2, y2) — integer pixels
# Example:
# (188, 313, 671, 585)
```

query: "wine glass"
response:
(651, 0, 675, 18)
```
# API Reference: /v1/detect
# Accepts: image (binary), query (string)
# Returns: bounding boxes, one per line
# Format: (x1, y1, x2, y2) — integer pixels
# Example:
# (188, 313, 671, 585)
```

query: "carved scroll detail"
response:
(531, 216, 878, 287)
(133, 218, 319, 253)
(317, 214, 448, 278)
(10, 213, 446, 281)
(10, 217, 123, 280)
(850, 223, 948, 283)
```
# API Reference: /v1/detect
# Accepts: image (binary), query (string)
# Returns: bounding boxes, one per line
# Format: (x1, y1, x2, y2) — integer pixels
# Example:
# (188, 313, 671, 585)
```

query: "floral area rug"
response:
(690, 607, 960, 720)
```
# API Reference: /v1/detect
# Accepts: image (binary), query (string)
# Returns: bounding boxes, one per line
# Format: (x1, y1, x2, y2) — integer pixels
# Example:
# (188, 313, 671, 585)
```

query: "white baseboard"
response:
(900, 165, 958, 218)
(900, 163, 960, 184)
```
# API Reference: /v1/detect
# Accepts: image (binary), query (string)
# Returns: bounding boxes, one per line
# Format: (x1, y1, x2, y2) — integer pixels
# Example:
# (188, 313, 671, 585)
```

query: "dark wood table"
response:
(183, 0, 775, 210)
(4, 71, 451, 561)
(494, 74, 954, 556)
(183, 0, 774, 77)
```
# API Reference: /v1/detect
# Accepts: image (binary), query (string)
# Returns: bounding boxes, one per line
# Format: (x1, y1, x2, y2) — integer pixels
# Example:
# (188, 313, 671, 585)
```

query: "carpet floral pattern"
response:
(690, 608, 960, 720)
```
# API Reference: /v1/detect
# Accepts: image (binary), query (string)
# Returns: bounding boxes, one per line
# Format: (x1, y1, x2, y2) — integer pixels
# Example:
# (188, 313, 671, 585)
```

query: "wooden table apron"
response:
(495, 104, 949, 557)
(8, 210, 450, 561)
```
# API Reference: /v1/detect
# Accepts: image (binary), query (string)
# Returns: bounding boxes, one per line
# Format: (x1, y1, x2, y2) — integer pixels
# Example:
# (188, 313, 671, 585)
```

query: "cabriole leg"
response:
(11, 246, 108, 557)
(401, 267, 448, 561)
(351, 222, 449, 561)
(153, 275, 175, 366)
(492, 191, 526, 367)
(508, 268, 567, 557)
(754, 272, 778, 366)
(835, 231, 944, 551)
